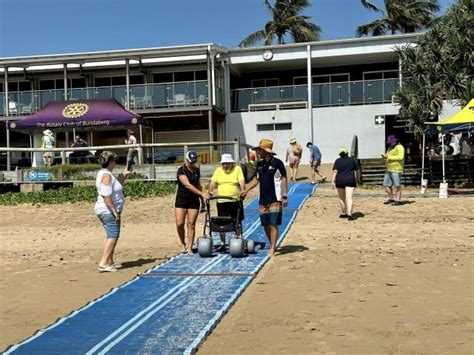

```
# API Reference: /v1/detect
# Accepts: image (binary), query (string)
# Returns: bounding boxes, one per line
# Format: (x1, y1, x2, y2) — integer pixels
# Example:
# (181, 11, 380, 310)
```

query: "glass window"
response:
(95, 77, 111, 87)
(275, 123, 292, 130)
(293, 77, 307, 85)
(39, 80, 55, 90)
(18, 81, 32, 91)
(364, 72, 383, 80)
(130, 75, 144, 85)
(195, 70, 207, 80)
(313, 76, 330, 84)
(174, 71, 193, 82)
(153, 73, 173, 83)
(71, 78, 86, 88)
(111, 76, 126, 86)
(257, 124, 274, 131)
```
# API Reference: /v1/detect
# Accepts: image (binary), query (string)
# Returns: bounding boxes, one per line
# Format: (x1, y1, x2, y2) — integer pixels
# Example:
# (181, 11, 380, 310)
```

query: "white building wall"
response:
(228, 103, 400, 163)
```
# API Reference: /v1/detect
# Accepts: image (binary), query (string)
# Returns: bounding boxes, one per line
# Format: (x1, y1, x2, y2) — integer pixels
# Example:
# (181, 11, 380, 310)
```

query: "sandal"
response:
(98, 265, 118, 273)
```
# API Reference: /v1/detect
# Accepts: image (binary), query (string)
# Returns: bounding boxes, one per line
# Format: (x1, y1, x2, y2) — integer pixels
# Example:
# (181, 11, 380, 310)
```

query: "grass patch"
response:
(0, 181, 176, 206)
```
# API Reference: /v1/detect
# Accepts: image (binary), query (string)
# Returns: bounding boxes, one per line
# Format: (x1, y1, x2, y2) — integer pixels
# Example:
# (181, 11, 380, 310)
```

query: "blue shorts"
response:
(97, 212, 121, 240)
(383, 172, 401, 188)
(259, 202, 282, 226)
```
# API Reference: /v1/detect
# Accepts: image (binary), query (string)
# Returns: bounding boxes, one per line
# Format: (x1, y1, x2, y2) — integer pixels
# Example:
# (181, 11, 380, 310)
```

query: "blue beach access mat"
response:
(6, 183, 316, 354)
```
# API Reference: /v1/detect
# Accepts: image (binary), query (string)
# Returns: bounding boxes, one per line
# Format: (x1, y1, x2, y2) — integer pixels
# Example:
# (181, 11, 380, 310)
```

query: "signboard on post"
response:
(27, 170, 53, 182)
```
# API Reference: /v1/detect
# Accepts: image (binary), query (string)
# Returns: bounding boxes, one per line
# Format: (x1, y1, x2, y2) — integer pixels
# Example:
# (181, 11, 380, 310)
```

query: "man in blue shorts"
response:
(241, 139, 288, 257)
(383, 135, 405, 206)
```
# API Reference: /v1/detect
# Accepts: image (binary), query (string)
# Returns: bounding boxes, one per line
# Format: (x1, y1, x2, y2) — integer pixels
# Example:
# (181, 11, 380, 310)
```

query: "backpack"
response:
(292, 144, 302, 156)
(240, 161, 257, 184)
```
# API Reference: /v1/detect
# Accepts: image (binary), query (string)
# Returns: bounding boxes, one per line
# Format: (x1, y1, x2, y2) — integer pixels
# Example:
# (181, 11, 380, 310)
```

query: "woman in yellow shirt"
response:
(208, 153, 245, 251)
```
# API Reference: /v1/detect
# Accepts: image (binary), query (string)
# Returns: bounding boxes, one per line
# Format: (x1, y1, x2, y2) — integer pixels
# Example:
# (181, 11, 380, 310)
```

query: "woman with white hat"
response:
(285, 136, 302, 182)
(41, 130, 55, 167)
(208, 153, 245, 252)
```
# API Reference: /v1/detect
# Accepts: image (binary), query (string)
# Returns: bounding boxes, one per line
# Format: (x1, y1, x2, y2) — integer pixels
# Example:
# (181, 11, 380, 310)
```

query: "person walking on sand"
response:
(286, 136, 303, 182)
(41, 129, 55, 167)
(241, 139, 288, 257)
(95, 151, 131, 272)
(125, 129, 137, 170)
(331, 148, 360, 221)
(306, 141, 327, 184)
(383, 135, 405, 206)
(208, 153, 245, 252)
(175, 151, 209, 255)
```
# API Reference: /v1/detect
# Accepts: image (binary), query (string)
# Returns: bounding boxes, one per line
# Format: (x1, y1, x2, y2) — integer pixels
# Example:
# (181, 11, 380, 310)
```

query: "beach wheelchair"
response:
(197, 195, 255, 257)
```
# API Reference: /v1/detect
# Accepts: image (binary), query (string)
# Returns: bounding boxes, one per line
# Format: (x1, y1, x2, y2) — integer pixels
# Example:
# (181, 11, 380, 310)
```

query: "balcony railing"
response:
(1, 80, 210, 116)
(231, 78, 400, 111)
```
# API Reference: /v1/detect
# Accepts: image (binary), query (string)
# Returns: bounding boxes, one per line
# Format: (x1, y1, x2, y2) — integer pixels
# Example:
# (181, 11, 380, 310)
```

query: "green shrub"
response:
(0, 181, 176, 206)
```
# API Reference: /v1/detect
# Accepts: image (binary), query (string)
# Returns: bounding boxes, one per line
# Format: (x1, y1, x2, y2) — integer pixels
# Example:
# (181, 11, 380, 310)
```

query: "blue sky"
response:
(0, 0, 455, 57)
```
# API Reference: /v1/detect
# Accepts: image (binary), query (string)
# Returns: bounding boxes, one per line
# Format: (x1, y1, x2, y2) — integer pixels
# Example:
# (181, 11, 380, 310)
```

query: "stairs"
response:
(360, 157, 474, 186)
(360, 158, 423, 186)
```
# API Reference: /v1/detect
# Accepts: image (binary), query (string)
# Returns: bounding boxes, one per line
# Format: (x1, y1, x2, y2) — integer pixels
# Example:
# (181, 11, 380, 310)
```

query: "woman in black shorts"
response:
(331, 148, 360, 221)
(175, 151, 209, 255)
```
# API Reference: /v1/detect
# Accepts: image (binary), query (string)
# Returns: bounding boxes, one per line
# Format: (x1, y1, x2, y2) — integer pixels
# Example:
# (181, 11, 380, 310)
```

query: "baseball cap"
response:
(339, 147, 348, 154)
(186, 150, 198, 163)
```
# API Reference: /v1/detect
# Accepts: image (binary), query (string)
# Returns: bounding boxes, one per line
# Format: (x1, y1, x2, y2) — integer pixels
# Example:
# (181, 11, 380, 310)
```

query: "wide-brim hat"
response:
(255, 138, 276, 155)
(386, 135, 398, 143)
(290, 136, 297, 144)
(43, 129, 53, 136)
(220, 153, 234, 164)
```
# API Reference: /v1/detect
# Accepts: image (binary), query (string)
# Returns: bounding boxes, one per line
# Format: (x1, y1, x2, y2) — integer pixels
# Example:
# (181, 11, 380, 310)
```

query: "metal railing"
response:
(0, 140, 243, 172)
(231, 78, 400, 111)
(1, 80, 212, 116)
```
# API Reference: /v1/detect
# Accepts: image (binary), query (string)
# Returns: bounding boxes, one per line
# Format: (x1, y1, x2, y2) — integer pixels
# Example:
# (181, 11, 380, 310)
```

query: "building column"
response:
(5, 67, 10, 170)
(307, 44, 313, 142)
(63, 64, 70, 148)
(222, 59, 231, 143)
(207, 47, 214, 163)
(126, 59, 130, 109)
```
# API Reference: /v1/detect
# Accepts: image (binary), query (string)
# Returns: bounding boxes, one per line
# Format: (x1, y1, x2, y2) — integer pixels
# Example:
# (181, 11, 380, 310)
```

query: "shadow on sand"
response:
(277, 245, 309, 255)
(119, 258, 159, 270)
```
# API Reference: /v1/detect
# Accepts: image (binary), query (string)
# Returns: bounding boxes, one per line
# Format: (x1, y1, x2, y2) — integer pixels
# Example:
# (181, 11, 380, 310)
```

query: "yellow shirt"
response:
(211, 165, 244, 201)
(385, 144, 405, 173)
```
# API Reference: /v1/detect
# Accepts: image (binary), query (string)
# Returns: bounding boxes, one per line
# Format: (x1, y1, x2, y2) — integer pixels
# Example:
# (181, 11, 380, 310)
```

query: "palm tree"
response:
(239, 0, 321, 47)
(395, 0, 472, 137)
(356, 0, 440, 37)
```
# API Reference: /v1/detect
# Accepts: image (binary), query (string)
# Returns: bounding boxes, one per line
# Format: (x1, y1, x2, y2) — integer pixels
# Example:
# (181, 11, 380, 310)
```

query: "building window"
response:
(257, 122, 292, 131)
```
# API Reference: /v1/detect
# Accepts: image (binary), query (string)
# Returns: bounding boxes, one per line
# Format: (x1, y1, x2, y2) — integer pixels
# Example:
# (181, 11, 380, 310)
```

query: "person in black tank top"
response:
(175, 151, 209, 256)
(331, 148, 360, 221)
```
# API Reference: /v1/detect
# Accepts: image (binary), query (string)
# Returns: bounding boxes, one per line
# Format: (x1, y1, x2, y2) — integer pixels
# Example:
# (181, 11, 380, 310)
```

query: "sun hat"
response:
(386, 135, 398, 143)
(256, 138, 276, 155)
(339, 147, 349, 154)
(290, 136, 297, 144)
(185, 150, 198, 163)
(220, 153, 234, 164)
(43, 129, 53, 136)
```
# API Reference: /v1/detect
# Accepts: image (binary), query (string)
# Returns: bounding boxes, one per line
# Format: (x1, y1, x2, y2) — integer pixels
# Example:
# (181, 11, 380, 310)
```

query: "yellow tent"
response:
(426, 99, 474, 132)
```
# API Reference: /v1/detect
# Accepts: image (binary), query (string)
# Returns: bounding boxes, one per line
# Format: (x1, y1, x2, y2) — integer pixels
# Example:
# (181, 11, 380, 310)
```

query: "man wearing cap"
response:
(242, 139, 288, 257)
(383, 135, 405, 206)
(41, 130, 55, 167)
(208, 153, 245, 251)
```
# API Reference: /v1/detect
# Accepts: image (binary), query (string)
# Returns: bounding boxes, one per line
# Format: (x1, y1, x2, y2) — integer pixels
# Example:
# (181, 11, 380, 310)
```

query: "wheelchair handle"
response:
(206, 195, 241, 203)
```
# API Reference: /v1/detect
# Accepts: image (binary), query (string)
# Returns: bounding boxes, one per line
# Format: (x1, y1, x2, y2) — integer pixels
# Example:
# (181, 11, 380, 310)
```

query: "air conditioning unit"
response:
(391, 95, 400, 104)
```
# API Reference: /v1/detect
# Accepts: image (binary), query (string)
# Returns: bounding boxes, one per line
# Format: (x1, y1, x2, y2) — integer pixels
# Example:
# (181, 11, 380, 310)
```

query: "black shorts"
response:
(217, 201, 244, 222)
(175, 195, 200, 209)
(336, 182, 357, 188)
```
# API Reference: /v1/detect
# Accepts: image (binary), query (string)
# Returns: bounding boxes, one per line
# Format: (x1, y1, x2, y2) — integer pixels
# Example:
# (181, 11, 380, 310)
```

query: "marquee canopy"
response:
(9, 98, 142, 131)
(425, 99, 474, 133)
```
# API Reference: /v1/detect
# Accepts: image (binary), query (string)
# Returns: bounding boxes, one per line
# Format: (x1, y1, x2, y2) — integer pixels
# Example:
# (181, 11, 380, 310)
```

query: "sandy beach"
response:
(1, 183, 473, 353)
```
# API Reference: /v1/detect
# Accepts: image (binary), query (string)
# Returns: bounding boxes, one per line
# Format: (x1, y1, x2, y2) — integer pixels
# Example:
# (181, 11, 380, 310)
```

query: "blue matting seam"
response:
(6, 182, 316, 355)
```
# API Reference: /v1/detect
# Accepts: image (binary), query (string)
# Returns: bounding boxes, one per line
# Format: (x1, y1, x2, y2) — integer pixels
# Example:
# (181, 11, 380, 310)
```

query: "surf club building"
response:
(0, 33, 460, 167)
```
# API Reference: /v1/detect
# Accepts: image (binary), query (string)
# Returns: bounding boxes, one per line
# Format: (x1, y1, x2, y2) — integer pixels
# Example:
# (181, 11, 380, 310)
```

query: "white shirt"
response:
(94, 169, 125, 215)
